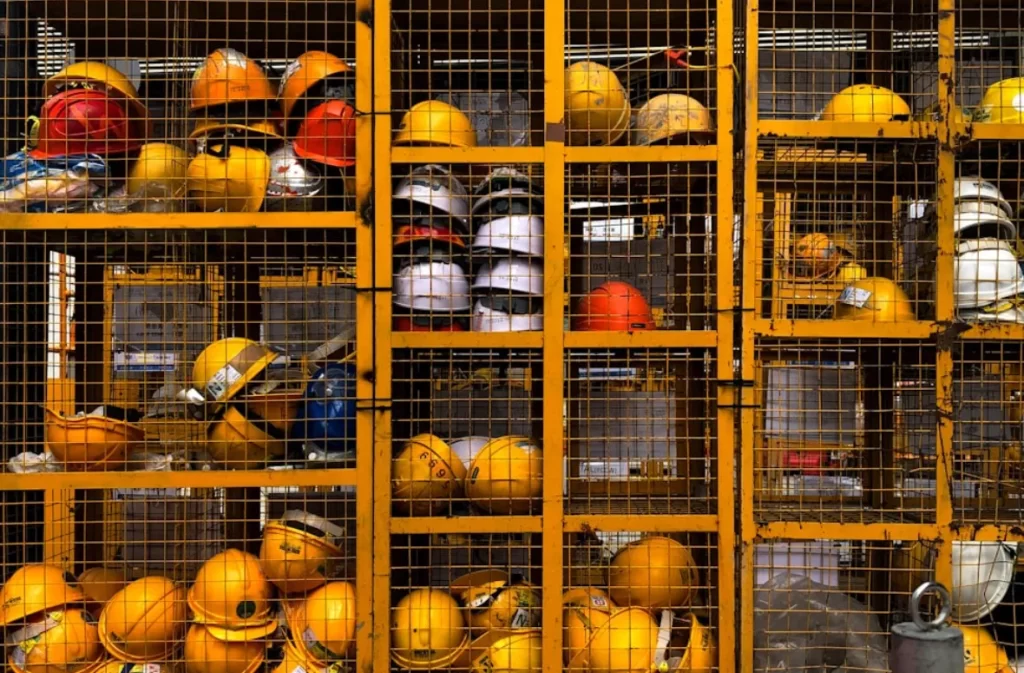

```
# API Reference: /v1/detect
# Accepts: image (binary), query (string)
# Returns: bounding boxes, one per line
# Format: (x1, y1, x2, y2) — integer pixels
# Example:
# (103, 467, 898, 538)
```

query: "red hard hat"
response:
(292, 99, 356, 167)
(394, 223, 467, 252)
(572, 280, 655, 331)
(30, 89, 143, 158)
(394, 315, 467, 332)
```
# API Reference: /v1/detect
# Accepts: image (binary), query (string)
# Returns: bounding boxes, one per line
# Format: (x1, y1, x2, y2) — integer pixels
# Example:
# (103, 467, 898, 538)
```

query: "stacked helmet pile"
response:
(187, 49, 354, 213)
(471, 168, 545, 332)
(563, 537, 716, 673)
(792, 233, 868, 284)
(391, 572, 542, 673)
(392, 166, 473, 331)
(32, 62, 149, 160)
(192, 337, 295, 469)
(565, 61, 713, 146)
(391, 434, 543, 515)
(945, 177, 1024, 323)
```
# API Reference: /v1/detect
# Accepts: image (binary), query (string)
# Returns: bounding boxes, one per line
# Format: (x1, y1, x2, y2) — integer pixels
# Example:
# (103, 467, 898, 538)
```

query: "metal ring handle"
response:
(911, 581, 952, 631)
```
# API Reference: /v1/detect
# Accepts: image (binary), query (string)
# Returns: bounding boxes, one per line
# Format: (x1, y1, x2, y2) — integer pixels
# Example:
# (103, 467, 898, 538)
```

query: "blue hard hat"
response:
(298, 362, 356, 453)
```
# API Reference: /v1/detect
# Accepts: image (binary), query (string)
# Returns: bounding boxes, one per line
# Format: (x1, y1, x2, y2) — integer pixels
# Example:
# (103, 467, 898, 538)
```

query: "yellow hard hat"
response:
(191, 338, 277, 406)
(98, 576, 185, 662)
(468, 629, 542, 673)
(191, 49, 276, 112)
(608, 536, 700, 610)
(270, 639, 345, 673)
(44, 61, 148, 120)
(975, 78, 1024, 125)
(184, 624, 267, 673)
(465, 436, 543, 515)
(205, 393, 300, 469)
(794, 233, 847, 279)
(0, 564, 87, 627)
(188, 119, 283, 146)
(392, 434, 468, 516)
(187, 549, 278, 641)
(278, 51, 353, 120)
(7, 608, 104, 673)
(565, 606, 659, 673)
(450, 570, 540, 633)
(259, 510, 345, 595)
(562, 588, 615, 665)
(126, 143, 189, 196)
(668, 614, 717, 673)
(957, 622, 1011, 673)
(186, 144, 271, 213)
(836, 261, 868, 284)
(287, 581, 356, 664)
(834, 277, 915, 322)
(394, 100, 477, 148)
(565, 61, 630, 146)
(77, 568, 128, 619)
(44, 408, 144, 471)
(634, 94, 714, 145)
(819, 84, 911, 122)
(390, 589, 469, 670)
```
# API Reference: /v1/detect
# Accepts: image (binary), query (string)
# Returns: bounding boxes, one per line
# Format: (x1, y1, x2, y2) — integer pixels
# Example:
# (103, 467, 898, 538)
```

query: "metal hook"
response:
(910, 581, 952, 631)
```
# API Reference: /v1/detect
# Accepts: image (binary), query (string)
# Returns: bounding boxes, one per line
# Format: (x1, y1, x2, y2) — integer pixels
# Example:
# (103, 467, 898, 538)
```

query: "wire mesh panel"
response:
(565, 348, 716, 515)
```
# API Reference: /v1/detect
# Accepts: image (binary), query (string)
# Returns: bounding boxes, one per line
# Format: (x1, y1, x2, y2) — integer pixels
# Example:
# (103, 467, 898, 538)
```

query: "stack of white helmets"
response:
(470, 168, 545, 331)
(950, 177, 1024, 323)
(392, 165, 473, 331)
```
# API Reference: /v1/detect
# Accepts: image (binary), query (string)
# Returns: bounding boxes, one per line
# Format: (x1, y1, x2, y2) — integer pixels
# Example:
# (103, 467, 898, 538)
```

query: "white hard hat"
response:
(472, 214, 544, 257)
(954, 201, 1017, 240)
(473, 258, 544, 297)
(471, 298, 543, 332)
(449, 436, 490, 468)
(394, 260, 471, 311)
(954, 238, 1024, 309)
(958, 302, 1024, 323)
(954, 176, 1013, 218)
(950, 541, 1015, 621)
(472, 167, 542, 199)
(393, 164, 471, 226)
(264, 145, 325, 211)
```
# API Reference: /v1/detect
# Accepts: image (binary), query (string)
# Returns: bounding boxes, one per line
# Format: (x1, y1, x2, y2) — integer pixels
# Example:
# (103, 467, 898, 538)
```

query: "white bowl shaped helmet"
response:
(954, 238, 1024, 309)
(392, 164, 470, 224)
(472, 297, 543, 332)
(449, 436, 490, 469)
(264, 145, 325, 211)
(473, 258, 544, 297)
(954, 201, 1017, 241)
(472, 188, 544, 225)
(472, 167, 542, 200)
(958, 303, 1024, 324)
(394, 260, 471, 312)
(472, 214, 544, 257)
(954, 176, 1013, 218)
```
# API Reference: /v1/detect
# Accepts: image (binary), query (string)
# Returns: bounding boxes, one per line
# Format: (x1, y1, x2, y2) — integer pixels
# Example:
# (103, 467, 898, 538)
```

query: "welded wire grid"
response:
(755, 0, 936, 121)
(753, 140, 937, 321)
(2, 2, 356, 214)
(565, 349, 716, 515)
(565, 533, 719, 671)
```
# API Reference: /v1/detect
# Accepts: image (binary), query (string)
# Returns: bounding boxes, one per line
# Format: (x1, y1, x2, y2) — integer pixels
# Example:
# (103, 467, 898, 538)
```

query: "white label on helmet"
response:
(279, 59, 304, 96)
(288, 666, 308, 673)
(838, 286, 871, 308)
(205, 364, 243, 401)
(509, 607, 534, 628)
(590, 595, 608, 607)
(1014, 93, 1024, 112)
(219, 48, 251, 70)
(466, 591, 495, 609)
(141, 665, 162, 673)
(515, 441, 539, 454)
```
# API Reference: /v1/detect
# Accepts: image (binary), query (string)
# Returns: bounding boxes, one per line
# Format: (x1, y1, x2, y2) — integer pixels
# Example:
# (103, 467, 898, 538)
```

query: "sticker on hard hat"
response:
(1014, 93, 1024, 112)
(206, 365, 243, 400)
(838, 286, 871, 308)
(236, 600, 258, 619)
(508, 607, 535, 628)
(217, 48, 251, 70)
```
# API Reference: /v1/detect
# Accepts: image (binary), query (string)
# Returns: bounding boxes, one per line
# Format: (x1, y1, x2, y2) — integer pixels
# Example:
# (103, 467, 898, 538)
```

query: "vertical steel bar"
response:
(542, 0, 566, 670)
(715, 0, 738, 669)
(934, 0, 956, 590)
(354, 0, 376, 670)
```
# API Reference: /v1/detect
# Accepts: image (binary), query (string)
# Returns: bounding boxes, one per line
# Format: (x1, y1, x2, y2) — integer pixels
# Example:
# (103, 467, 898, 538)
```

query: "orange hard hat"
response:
(191, 49, 275, 112)
(293, 100, 356, 168)
(572, 281, 655, 331)
(278, 51, 353, 120)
